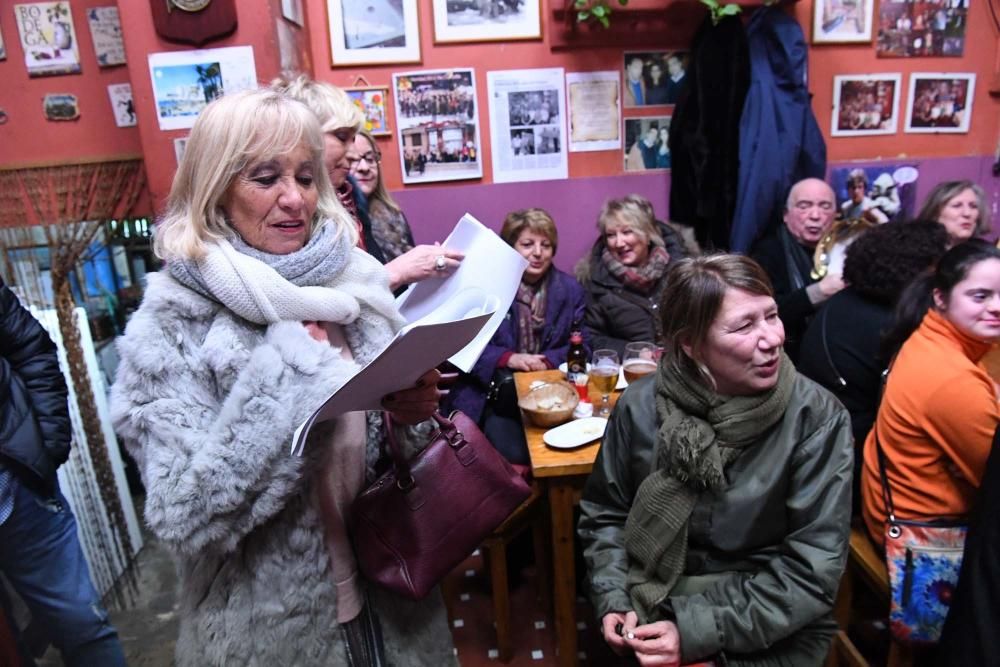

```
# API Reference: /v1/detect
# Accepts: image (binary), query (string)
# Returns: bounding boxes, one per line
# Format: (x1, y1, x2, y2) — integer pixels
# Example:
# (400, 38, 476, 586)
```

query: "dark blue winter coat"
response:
(729, 7, 827, 252)
(443, 268, 587, 424)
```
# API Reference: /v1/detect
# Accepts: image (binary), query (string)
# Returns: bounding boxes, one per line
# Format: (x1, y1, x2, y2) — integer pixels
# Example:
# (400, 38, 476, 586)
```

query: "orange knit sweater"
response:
(861, 309, 999, 544)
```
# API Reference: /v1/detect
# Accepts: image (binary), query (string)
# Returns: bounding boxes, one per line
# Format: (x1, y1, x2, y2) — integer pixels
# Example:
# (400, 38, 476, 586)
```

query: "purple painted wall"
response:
(392, 155, 1000, 273)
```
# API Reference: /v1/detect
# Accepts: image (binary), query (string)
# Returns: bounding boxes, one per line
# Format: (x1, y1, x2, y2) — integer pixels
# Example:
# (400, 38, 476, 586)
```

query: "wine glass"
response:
(623, 342, 658, 384)
(591, 349, 620, 418)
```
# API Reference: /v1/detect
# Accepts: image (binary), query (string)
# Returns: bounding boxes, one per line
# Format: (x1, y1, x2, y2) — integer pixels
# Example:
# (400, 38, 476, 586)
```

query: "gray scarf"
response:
(168, 222, 398, 327)
(624, 352, 796, 622)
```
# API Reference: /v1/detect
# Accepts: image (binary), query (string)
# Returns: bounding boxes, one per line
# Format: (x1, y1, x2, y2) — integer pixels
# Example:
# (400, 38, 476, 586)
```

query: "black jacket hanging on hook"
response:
(668, 14, 750, 252)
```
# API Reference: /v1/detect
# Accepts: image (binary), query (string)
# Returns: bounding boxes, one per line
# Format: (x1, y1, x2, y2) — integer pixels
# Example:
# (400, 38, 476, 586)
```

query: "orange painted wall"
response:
(0, 0, 142, 166)
(0, 0, 996, 209)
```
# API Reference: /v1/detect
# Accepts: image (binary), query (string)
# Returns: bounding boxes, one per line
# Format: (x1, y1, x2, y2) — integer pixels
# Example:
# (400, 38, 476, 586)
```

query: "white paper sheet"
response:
(291, 307, 495, 456)
(395, 213, 528, 372)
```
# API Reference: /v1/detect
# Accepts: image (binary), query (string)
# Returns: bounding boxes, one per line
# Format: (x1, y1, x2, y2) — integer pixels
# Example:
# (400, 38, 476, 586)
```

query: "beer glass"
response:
(623, 342, 658, 384)
(591, 349, 620, 417)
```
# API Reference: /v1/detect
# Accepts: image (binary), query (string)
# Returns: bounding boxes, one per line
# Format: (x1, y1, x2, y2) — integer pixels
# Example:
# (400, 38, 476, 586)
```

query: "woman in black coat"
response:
(578, 195, 687, 357)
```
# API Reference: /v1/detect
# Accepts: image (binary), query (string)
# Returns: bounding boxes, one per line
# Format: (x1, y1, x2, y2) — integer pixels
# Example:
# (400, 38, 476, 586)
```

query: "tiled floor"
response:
(443, 547, 631, 667)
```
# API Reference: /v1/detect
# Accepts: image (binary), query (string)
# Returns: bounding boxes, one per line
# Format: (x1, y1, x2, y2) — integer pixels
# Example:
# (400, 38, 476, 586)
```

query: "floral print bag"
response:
(876, 436, 967, 644)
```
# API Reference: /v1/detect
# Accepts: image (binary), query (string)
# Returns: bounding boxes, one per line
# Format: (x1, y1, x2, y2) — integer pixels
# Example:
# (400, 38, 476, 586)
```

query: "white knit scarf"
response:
(168, 221, 401, 328)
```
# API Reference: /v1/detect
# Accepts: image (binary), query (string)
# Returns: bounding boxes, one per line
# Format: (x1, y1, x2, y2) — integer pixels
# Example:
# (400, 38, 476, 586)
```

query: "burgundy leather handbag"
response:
(351, 411, 531, 600)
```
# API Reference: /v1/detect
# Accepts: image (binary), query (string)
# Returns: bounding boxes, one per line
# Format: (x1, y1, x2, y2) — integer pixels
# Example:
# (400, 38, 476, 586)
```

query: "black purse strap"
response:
(873, 362, 903, 537)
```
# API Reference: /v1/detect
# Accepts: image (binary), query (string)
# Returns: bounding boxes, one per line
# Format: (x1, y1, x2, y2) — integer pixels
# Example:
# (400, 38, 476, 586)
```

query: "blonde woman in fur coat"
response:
(110, 89, 457, 666)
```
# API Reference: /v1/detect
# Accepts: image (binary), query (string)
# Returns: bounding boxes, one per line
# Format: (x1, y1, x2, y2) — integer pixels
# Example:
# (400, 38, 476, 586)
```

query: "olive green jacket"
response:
(578, 373, 853, 665)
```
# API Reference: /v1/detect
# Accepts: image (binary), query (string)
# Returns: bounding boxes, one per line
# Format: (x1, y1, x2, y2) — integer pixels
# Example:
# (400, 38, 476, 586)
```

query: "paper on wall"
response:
(395, 213, 528, 372)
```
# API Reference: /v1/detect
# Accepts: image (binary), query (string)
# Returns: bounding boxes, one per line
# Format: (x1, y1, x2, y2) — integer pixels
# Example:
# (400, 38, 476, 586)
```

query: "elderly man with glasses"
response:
(750, 178, 844, 361)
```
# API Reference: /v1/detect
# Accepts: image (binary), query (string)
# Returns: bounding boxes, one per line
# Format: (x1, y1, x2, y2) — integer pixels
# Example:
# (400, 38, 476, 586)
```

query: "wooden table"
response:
(514, 369, 617, 667)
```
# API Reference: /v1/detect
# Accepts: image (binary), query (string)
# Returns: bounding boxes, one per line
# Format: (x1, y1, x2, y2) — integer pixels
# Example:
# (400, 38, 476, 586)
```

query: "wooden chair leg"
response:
(531, 513, 551, 616)
(487, 541, 513, 663)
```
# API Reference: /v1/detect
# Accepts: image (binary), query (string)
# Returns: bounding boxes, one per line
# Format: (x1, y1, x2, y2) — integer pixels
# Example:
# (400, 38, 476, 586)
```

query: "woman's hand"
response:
(506, 353, 548, 372)
(382, 368, 443, 425)
(385, 243, 465, 290)
(601, 611, 633, 656)
(625, 620, 681, 667)
(302, 320, 329, 343)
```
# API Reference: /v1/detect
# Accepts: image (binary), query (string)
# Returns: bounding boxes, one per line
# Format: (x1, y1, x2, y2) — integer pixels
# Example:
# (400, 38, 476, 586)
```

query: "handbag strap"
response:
(873, 362, 903, 537)
(381, 412, 464, 487)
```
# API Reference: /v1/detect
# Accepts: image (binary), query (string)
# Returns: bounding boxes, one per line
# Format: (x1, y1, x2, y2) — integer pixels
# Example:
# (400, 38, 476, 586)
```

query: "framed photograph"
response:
(393, 68, 483, 184)
(87, 6, 126, 67)
(107, 83, 136, 127)
(346, 86, 391, 136)
(432, 0, 541, 43)
(486, 68, 567, 184)
(877, 0, 968, 57)
(813, 0, 874, 44)
(624, 116, 671, 172)
(148, 46, 257, 131)
(328, 0, 420, 66)
(904, 73, 975, 134)
(623, 51, 688, 107)
(831, 74, 901, 137)
(15, 2, 82, 77)
(830, 163, 919, 224)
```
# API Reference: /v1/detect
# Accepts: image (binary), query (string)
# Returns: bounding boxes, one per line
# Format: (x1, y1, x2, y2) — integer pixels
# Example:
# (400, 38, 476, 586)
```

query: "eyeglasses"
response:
(357, 151, 381, 165)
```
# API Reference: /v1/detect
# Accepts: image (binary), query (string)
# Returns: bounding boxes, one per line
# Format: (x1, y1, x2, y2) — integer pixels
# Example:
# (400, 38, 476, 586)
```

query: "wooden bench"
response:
(827, 525, 913, 667)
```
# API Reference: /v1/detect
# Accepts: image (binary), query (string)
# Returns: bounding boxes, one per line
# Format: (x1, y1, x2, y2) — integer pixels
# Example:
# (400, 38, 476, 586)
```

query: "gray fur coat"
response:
(111, 266, 457, 666)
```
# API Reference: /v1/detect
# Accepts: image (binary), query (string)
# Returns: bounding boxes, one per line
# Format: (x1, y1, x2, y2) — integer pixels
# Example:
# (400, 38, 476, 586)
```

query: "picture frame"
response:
(15, 2, 82, 77)
(812, 0, 874, 44)
(624, 116, 672, 172)
(622, 51, 688, 107)
(346, 86, 391, 136)
(831, 74, 901, 137)
(107, 83, 136, 127)
(432, 0, 541, 44)
(904, 73, 975, 134)
(328, 0, 420, 66)
(877, 0, 968, 57)
(393, 68, 483, 184)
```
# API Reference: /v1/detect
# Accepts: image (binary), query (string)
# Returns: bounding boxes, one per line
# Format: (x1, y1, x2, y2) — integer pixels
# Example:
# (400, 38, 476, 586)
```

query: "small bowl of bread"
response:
(518, 381, 579, 428)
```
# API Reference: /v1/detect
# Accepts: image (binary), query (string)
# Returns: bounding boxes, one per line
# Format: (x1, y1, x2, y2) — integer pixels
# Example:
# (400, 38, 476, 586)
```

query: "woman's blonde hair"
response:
(917, 180, 990, 237)
(500, 208, 559, 254)
(596, 194, 664, 249)
(271, 74, 364, 133)
(154, 88, 353, 261)
(355, 129, 402, 214)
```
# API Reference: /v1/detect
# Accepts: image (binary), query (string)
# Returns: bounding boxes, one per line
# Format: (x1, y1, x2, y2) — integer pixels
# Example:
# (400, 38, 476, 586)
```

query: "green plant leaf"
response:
(593, 5, 607, 16)
(577, 10, 591, 21)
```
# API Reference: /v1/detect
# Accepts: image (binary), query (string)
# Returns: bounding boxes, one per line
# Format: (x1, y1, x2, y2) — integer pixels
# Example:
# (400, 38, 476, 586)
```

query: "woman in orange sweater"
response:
(861, 240, 1000, 544)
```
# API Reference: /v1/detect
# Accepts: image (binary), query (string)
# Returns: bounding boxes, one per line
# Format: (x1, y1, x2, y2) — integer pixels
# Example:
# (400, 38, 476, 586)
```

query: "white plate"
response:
(558, 363, 627, 390)
(543, 417, 608, 449)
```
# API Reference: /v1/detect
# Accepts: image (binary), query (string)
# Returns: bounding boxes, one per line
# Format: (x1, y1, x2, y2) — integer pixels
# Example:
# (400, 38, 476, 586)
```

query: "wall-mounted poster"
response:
(346, 87, 391, 136)
(43, 93, 79, 120)
(904, 73, 975, 134)
(622, 52, 687, 107)
(148, 46, 257, 131)
(830, 163, 919, 223)
(432, 0, 541, 43)
(393, 68, 482, 184)
(624, 116, 671, 171)
(877, 0, 968, 57)
(329, 0, 420, 66)
(107, 83, 136, 127)
(87, 6, 125, 67)
(14, 2, 82, 77)
(486, 68, 567, 184)
(831, 73, 901, 136)
(566, 71, 621, 152)
(813, 0, 874, 43)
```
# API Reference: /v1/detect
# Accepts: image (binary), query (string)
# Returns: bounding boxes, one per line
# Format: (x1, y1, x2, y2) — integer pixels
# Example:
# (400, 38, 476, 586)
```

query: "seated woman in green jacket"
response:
(578, 254, 853, 666)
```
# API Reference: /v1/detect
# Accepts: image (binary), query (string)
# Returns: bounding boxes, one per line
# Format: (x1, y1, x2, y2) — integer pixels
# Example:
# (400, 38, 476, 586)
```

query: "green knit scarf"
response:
(623, 351, 795, 622)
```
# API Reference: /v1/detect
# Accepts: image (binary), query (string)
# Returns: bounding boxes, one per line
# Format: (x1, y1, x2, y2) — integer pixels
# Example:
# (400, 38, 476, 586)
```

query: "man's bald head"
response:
(783, 178, 836, 247)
